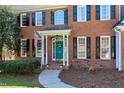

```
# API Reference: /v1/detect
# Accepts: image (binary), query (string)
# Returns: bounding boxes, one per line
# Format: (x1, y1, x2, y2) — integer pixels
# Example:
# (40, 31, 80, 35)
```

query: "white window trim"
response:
(100, 36, 111, 60)
(77, 36, 87, 59)
(20, 13, 27, 27)
(100, 5, 111, 20)
(54, 10, 64, 25)
(20, 39, 27, 57)
(77, 5, 87, 22)
(35, 12, 43, 26)
(36, 39, 42, 57)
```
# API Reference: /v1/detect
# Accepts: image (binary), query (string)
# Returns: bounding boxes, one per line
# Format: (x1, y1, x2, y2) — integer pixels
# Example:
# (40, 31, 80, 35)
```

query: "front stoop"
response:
(40, 63, 70, 70)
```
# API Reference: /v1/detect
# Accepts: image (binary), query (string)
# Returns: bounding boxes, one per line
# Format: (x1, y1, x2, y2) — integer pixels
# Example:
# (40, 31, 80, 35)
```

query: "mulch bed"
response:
(59, 67, 124, 88)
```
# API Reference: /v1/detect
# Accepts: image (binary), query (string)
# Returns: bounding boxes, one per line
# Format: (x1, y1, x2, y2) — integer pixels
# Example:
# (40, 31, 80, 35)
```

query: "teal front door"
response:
(56, 41, 63, 60)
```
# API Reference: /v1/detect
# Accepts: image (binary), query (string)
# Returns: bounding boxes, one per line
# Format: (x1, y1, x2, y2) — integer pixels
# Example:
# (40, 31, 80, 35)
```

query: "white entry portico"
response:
(36, 28, 72, 67)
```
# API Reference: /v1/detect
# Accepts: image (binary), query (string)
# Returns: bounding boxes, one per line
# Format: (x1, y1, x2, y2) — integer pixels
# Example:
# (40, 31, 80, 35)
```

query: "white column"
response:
(66, 35, 69, 66)
(63, 34, 65, 65)
(46, 35, 48, 65)
(41, 35, 44, 65)
(118, 32, 122, 71)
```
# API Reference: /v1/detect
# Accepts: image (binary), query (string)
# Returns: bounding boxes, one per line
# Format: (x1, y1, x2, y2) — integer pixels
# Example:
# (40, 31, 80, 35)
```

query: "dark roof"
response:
(113, 20, 124, 28)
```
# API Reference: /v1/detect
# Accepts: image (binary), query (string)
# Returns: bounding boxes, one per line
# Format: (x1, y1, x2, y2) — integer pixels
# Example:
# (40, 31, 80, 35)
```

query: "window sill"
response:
(21, 26, 28, 27)
(100, 58, 111, 61)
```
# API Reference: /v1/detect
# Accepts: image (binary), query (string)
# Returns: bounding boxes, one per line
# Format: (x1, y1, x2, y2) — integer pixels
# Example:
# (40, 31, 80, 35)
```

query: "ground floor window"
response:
(77, 36, 87, 59)
(21, 39, 27, 57)
(100, 36, 111, 59)
(36, 40, 42, 57)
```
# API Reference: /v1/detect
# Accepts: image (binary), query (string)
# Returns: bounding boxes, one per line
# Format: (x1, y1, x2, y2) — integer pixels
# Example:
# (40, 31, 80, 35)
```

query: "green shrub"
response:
(0, 59, 41, 74)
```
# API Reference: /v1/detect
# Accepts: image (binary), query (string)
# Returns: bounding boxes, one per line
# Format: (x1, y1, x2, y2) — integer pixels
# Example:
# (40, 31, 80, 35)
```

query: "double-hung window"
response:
(100, 36, 111, 60)
(54, 10, 64, 25)
(77, 5, 87, 22)
(36, 40, 42, 57)
(35, 12, 43, 26)
(100, 5, 110, 20)
(21, 39, 27, 57)
(21, 13, 28, 27)
(77, 37, 87, 59)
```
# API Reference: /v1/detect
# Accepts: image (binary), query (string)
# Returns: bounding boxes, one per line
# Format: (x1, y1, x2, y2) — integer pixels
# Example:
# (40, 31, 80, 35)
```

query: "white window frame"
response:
(36, 39, 42, 57)
(77, 36, 87, 59)
(35, 12, 43, 26)
(77, 5, 87, 22)
(20, 39, 27, 57)
(100, 36, 111, 60)
(54, 10, 64, 25)
(100, 5, 111, 20)
(20, 13, 27, 27)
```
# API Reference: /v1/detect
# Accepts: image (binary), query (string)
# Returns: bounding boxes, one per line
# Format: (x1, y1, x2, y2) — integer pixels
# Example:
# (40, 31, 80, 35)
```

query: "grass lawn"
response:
(0, 74, 44, 88)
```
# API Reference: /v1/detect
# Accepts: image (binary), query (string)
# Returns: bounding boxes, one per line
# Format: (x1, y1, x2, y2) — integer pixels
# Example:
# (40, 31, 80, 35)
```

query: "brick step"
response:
(46, 62, 63, 70)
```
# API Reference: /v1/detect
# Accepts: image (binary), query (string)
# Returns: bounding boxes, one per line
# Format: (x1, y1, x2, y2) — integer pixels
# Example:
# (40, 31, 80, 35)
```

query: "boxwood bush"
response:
(0, 59, 41, 74)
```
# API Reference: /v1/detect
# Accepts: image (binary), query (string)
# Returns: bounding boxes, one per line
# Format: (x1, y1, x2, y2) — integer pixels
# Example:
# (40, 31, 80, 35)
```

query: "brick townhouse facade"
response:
(16, 5, 124, 71)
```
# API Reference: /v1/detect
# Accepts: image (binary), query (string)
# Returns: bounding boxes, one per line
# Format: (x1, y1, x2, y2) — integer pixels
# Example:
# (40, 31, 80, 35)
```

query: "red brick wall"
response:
(19, 5, 119, 69)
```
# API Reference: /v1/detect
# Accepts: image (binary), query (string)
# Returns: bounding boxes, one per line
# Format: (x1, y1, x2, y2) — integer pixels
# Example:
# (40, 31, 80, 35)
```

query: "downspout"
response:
(114, 28, 122, 71)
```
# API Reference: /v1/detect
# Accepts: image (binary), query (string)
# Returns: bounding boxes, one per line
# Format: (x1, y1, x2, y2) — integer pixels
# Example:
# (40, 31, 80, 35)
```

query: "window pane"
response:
(22, 13, 28, 26)
(36, 40, 42, 57)
(54, 10, 64, 25)
(101, 5, 110, 20)
(78, 37, 86, 59)
(36, 12, 43, 26)
(101, 36, 110, 59)
(77, 6, 86, 21)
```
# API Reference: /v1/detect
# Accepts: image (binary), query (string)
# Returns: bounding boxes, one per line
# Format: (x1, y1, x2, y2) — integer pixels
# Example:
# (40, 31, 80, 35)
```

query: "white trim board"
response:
(37, 29, 72, 36)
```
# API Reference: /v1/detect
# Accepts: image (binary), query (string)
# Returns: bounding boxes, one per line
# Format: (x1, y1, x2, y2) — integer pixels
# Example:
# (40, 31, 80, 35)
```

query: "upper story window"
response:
(35, 12, 43, 26)
(100, 5, 111, 20)
(54, 10, 64, 25)
(77, 6, 87, 22)
(21, 13, 29, 27)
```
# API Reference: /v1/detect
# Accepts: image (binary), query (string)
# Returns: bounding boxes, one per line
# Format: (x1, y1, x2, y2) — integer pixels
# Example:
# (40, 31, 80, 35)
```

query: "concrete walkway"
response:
(38, 69, 75, 88)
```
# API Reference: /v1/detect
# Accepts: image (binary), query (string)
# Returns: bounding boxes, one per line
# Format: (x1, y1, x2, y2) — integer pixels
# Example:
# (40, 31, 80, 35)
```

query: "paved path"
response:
(38, 69, 75, 88)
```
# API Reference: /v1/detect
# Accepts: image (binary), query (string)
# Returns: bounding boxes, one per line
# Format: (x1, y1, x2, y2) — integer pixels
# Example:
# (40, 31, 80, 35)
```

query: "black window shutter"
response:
(32, 39, 35, 57)
(32, 12, 35, 26)
(42, 12, 46, 25)
(51, 11, 54, 24)
(17, 14, 20, 26)
(27, 39, 30, 56)
(87, 37, 91, 58)
(96, 5, 100, 20)
(111, 5, 116, 19)
(73, 37, 77, 58)
(17, 39, 20, 56)
(73, 6, 77, 22)
(64, 9, 68, 24)
(96, 37, 100, 58)
(26, 13, 30, 26)
(111, 36, 116, 59)
(87, 5, 91, 21)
